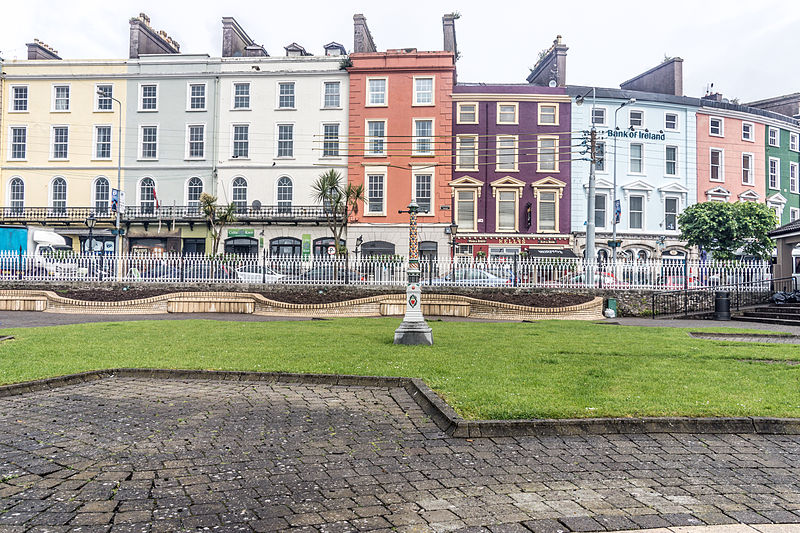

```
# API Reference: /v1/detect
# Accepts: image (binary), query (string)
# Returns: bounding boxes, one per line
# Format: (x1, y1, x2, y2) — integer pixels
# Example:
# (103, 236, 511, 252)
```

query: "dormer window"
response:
(284, 43, 310, 57)
(324, 42, 346, 56)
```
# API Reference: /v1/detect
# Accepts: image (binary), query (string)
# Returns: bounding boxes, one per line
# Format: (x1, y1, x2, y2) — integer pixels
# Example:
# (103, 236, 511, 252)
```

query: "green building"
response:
(765, 125, 800, 225)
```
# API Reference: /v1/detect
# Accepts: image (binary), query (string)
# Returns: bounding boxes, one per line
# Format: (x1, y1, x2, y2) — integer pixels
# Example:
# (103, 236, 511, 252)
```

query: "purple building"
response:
(449, 84, 574, 259)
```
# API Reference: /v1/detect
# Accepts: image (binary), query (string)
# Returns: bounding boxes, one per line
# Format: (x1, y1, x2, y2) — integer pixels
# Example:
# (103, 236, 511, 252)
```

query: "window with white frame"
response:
(742, 122, 754, 142)
(497, 103, 518, 124)
(367, 78, 386, 106)
(496, 136, 517, 170)
(665, 113, 678, 130)
(709, 117, 723, 136)
(232, 125, 249, 158)
(140, 126, 157, 159)
(457, 103, 477, 124)
(710, 149, 723, 181)
(455, 189, 476, 231)
(140, 178, 156, 212)
(9, 178, 24, 212)
(595, 194, 606, 228)
(791, 207, 800, 222)
(11, 86, 28, 112)
(538, 104, 558, 125)
(595, 142, 605, 172)
(629, 195, 644, 229)
(414, 77, 433, 105)
(277, 124, 294, 157)
(768, 127, 779, 147)
(277, 177, 293, 208)
(367, 174, 384, 213)
(497, 190, 517, 231)
(278, 82, 295, 109)
(414, 119, 433, 155)
(94, 178, 109, 213)
(187, 177, 203, 210)
(414, 174, 432, 213)
(95, 126, 111, 159)
(96, 85, 113, 111)
(791, 162, 799, 194)
(323, 81, 340, 108)
(629, 110, 644, 127)
(741, 153, 754, 185)
(591, 107, 606, 126)
(53, 85, 70, 111)
(664, 197, 678, 231)
(629, 143, 643, 173)
(232, 177, 247, 211)
(51, 126, 68, 159)
(457, 135, 477, 170)
(538, 191, 557, 232)
(665, 146, 677, 176)
(366, 120, 385, 155)
(51, 177, 67, 213)
(769, 157, 780, 189)
(538, 136, 558, 172)
(187, 125, 205, 159)
(233, 83, 250, 109)
(791, 132, 799, 152)
(10, 127, 26, 159)
(189, 83, 206, 110)
(323, 124, 339, 157)
(140, 84, 157, 111)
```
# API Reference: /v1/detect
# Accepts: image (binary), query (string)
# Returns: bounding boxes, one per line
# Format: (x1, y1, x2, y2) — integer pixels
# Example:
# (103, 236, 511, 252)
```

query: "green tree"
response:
(199, 192, 236, 255)
(311, 169, 365, 257)
(678, 201, 776, 260)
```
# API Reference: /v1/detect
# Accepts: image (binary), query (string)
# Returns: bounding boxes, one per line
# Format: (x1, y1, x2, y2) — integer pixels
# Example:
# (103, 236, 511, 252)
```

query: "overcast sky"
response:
(2, 0, 798, 103)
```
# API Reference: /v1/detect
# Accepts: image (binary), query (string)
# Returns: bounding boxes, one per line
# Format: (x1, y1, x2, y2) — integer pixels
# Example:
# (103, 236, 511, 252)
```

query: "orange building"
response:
(346, 14, 457, 259)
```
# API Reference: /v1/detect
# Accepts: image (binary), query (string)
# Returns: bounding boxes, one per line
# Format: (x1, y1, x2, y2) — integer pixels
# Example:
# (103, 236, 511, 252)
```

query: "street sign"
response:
(327, 245, 336, 256)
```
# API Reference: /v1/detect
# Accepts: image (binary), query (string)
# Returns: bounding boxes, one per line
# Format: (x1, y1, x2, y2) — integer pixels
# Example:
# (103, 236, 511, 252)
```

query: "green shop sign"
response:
(228, 229, 255, 237)
(301, 234, 311, 260)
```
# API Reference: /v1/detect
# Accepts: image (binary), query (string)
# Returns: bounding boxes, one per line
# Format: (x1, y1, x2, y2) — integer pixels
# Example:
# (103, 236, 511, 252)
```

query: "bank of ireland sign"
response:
(605, 129, 666, 141)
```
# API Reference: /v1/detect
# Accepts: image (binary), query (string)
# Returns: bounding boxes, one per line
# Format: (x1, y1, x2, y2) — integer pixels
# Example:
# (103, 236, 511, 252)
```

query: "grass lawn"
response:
(0, 318, 798, 420)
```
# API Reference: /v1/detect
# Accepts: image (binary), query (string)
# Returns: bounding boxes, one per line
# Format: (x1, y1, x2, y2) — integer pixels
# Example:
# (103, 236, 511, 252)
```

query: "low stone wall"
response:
(0, 289, 604, 321)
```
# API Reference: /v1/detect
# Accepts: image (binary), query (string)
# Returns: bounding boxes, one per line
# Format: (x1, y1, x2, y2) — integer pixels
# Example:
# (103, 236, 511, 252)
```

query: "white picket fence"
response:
(0, 252, 775, 291)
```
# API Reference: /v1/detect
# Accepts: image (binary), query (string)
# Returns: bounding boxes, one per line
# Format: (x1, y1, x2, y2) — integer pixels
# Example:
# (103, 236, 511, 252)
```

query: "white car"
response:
(235, 265, 285, 284)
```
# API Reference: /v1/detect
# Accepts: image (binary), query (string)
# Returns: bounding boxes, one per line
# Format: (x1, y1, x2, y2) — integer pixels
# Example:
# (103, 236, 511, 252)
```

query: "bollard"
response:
(714, 290, 731, 321)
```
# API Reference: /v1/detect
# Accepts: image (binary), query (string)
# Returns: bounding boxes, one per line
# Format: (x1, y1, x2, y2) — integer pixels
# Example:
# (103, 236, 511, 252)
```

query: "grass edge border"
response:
(1, 368, 798, 437)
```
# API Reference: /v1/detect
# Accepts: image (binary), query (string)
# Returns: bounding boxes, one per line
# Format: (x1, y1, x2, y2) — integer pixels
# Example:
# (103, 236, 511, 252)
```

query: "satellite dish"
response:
(548, 79, 557, 87)
(251, 200, 261, 210)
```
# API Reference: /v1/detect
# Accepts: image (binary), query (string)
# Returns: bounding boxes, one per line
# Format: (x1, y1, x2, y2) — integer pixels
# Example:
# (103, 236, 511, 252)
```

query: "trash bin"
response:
(606, 298, 618, 316)
(714, 291, 731, 321)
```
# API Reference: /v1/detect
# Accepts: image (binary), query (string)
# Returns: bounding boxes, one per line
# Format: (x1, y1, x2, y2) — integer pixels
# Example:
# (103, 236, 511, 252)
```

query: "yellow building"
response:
(0, 42, 127, 252)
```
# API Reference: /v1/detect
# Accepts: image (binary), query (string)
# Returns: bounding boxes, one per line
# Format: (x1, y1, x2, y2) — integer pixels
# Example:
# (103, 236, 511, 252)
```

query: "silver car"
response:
(235, 265, 285, 284)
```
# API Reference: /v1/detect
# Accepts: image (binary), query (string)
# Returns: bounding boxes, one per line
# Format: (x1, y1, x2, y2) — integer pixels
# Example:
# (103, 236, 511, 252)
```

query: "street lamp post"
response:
(97, 90, 123, 258)
(612, 98, 637, 265)
(85, 213, 96, 278)
(394, 200, 433, 345)
(448, 222, 458, 260)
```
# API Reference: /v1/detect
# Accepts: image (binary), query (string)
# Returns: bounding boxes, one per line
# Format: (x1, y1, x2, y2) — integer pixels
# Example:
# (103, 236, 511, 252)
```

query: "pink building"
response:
(696, 110, 766, 204)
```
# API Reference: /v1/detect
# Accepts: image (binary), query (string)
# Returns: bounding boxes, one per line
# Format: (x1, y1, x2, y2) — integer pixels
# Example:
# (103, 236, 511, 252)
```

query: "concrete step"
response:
(735, 315, 800, 327)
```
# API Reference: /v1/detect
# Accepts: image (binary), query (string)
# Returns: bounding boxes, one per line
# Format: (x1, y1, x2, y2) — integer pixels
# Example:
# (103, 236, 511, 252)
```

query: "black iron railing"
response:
(0, 207, 116, 222)
(651, 276, 797, 318)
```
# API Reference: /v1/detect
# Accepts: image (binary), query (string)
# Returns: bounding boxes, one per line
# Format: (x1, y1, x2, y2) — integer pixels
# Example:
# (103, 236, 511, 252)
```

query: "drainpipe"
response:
(211, 74, 220, 197)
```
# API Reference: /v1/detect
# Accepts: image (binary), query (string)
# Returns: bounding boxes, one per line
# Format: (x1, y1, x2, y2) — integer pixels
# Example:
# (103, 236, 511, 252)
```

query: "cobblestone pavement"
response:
(1, 378, 799, 532)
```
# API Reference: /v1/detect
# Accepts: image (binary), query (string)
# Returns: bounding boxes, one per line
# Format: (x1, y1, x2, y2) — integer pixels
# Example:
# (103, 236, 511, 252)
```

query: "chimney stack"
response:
(222, 17, 268, 57)
(526, 35, 568, 87)
(620, 57, 684, 96)
(353, 14, 376, 53)
(26, 39, 61, 60)
(442, 13, 458, 60)
(129, 13, 180, 59)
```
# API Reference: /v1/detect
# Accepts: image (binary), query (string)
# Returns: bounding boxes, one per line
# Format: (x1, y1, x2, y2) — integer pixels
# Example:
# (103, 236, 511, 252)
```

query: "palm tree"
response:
(311, 169, 364, 257)
(199, 192, 236, 255)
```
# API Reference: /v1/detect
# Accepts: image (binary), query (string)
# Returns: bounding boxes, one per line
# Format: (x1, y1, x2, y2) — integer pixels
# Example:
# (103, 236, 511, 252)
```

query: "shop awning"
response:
(526, 249, 578, 258)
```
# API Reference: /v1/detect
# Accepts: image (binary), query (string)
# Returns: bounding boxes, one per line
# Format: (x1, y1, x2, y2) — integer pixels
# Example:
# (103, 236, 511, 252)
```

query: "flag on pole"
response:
(153, 188, 160, 210)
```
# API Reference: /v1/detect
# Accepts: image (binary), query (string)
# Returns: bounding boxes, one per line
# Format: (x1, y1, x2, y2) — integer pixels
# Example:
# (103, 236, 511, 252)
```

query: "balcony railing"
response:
(0, 206, 342, 224)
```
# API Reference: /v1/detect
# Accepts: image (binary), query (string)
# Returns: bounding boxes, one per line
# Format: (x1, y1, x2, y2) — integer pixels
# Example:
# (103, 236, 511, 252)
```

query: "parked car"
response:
(283, 264, 365, 283)
(556, 272, 630, 288)
(430, 267, 512, 287)
(235, 264, 285, 284)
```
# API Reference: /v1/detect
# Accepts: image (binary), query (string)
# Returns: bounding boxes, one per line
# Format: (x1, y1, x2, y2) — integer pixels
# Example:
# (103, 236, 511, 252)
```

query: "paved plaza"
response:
(0, 377, 799, 532)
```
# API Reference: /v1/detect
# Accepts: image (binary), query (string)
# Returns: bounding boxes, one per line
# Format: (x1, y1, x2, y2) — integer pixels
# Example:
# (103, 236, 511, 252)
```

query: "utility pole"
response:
(585, 129, 597, 286)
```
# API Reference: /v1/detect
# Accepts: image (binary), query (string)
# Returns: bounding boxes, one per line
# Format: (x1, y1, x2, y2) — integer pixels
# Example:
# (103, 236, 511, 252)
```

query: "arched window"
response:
(140, 177, 156, 213)
(187, 177, 203, 211)
(50, 177, 67, 214)
(94, 177, 110, 214)
(637, 250, 649, 261)
(270, 237, 301, 257)
(9, 178, 24, 214)
(277, 176, 292, 213)
(232, 177, 247, 212)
